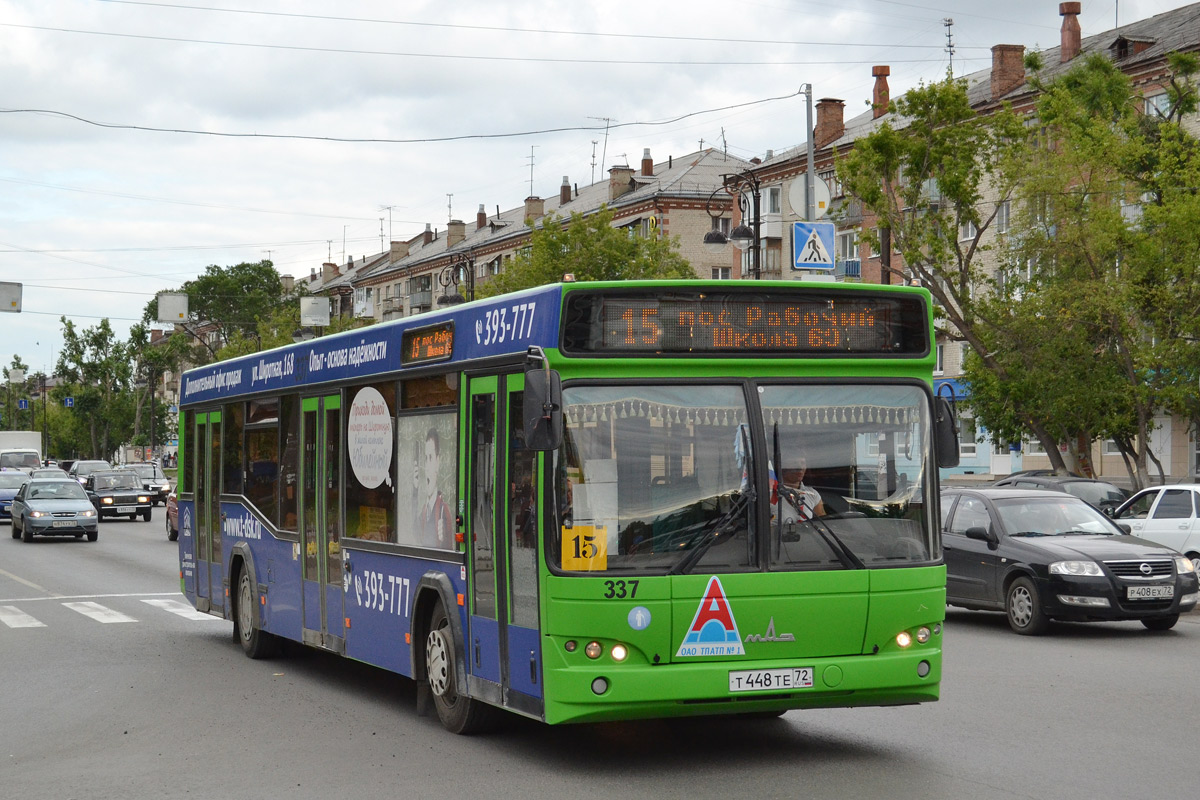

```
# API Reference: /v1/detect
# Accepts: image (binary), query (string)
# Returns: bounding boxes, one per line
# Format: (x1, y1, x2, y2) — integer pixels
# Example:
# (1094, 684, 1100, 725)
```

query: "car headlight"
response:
(1175, 556, 1195, 574)
(29, 510, 46, 518)
(138, 496, 149, 503)
(81, 508, 96, 517)
(102, 497, 113, 504)
(1050, 560, 1103, 577)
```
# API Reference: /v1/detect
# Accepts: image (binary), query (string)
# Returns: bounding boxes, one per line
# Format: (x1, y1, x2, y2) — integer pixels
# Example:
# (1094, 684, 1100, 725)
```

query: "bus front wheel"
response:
(425, 602, 494, 734)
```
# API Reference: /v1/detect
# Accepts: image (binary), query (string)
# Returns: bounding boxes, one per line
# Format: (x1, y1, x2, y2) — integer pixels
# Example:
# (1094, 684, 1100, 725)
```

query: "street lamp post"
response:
(701, 171, 763, 280)
(437, 252, 475, 306)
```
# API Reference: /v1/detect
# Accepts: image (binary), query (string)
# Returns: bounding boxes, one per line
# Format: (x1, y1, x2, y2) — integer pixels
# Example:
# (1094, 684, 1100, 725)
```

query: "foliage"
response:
(54, 317, 135, 459)
(478, 205, 697, 297)
(215, 303, 375, 361)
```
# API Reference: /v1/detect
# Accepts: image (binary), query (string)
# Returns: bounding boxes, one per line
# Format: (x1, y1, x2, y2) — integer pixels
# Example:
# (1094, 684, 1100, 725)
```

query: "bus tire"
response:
(426, 601, 494, 734)
(235, 564, 279, 659)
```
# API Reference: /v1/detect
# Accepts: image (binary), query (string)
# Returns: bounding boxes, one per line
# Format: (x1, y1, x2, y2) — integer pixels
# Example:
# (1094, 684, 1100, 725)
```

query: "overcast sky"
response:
(0, 0, 1193, 376)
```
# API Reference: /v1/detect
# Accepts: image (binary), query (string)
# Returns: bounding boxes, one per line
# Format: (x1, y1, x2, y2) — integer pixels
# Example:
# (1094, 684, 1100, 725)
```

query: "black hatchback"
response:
(85, 469, 153, 522)
(941, 488, 1198, 634)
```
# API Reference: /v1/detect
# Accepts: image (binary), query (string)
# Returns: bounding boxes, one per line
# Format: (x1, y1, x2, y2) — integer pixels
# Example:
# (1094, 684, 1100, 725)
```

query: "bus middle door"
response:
(300, 394, 345, 652)
(193, 411, 224, 615)
(466, 373, 544, 715)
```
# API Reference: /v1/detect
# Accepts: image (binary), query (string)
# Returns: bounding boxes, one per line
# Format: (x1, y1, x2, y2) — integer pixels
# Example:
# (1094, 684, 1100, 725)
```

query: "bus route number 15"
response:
(561, 524, 608, 571)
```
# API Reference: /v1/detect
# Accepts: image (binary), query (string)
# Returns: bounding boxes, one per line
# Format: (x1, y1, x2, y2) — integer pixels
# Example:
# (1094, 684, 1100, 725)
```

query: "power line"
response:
(0, 23, 988, 66)
(0, 89, 815, 144)
(96, 1, 995, 49)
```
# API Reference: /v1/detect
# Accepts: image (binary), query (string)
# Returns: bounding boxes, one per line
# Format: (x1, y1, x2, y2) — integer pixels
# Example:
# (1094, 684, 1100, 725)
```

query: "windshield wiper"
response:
(780, 488, 866, 570)
(1008, 531, 1050, 537)
(667, 491, 753, 575)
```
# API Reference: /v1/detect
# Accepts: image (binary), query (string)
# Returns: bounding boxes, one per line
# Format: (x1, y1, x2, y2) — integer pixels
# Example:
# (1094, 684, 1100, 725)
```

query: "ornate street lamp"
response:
(438, 252, 475, 306)
(701, 171, 762, 279)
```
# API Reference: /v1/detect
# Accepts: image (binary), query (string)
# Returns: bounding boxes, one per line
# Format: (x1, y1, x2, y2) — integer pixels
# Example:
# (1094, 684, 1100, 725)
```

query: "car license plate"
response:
(117, 506, 135, 513)
(729, 667, 814, 693)
(1128, 585, 1173, 600)
(52, 520, 75, 528)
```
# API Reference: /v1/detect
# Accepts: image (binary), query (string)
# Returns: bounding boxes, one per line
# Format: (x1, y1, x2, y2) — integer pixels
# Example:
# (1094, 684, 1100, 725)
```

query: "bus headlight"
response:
(915, 626, 931, 644)
(895, 631, 913, 648)
(610, 644, 628, 662)
(585, 641, 603, 659)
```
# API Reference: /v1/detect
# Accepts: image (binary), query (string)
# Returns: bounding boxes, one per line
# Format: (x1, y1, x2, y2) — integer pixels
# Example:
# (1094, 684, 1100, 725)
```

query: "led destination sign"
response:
(562, 291, 928, 356)
(401, 322, 454, 365)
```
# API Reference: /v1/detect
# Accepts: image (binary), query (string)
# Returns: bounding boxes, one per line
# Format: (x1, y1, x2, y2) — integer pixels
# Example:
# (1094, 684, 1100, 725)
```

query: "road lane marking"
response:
(0, 566, 60, 596)
(141, 598, 221, 621)
(0, 605, 46, 628)
(0, 592, 178, 603)
(62, 601, 138, 624)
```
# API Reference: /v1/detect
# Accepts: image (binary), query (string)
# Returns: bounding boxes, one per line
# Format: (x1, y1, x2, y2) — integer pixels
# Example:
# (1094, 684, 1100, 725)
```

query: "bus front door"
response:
(466, 374, 544, 717)
(300, 394, 344, 652)
(193, 411, 224, 615)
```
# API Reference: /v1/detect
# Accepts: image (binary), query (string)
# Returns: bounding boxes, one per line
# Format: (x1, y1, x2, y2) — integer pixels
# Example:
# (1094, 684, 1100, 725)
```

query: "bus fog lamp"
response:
(585, 641, 603, 659)
(564, 640, 577, 653)
(610, 644, 628, 662)
(933, 623, 942, 635)
(917, 660, 931, 678)
(916, 626, 931, 644)
(591, 677, 609, 695)
(895, 631, 912, 648)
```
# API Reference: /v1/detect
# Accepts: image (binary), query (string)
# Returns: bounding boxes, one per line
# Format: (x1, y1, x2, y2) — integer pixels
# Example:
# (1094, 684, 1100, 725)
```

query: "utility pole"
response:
(526, 146, 538, 197)
(944, 18, 956, 77)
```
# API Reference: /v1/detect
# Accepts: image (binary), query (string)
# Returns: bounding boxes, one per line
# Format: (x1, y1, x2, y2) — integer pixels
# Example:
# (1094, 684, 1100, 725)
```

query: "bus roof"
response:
(179, 280, 931, 406)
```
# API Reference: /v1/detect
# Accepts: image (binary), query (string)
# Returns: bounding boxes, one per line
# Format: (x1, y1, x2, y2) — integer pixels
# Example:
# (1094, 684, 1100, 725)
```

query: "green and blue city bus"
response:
(175, 279, 959, 733)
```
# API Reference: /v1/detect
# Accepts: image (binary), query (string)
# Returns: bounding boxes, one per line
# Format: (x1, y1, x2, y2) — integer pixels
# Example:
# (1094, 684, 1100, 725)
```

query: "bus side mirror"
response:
(524, 367, 563, 452)
(934, 397, 960, 468)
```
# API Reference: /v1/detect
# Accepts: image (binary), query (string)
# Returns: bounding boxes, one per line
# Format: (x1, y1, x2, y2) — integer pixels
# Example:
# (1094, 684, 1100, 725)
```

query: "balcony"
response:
(409, 290, 432, 307)
(835, 259, 861, 280)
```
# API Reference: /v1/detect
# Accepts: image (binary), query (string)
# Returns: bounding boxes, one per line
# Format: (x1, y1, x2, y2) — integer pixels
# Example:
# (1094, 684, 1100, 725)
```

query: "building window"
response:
(836, 229, 859, 262)
(819, 170, 843, 198)
(711, 267, 731, 280)
(1146, 92, 1171, 119)
(935, 344, 945, 375)
(869, 227, 882, 258)
(996, 201, 1010, 234)
(1025, 438, 1046, 455)
(958, 219, 978, 242)
(958, 413, 978, 458)
(766, 186, 782, 214)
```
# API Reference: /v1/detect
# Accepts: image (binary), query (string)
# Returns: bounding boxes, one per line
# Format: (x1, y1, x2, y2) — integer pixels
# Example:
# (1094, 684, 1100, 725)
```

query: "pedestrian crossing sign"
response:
(792, 221, 836, 271)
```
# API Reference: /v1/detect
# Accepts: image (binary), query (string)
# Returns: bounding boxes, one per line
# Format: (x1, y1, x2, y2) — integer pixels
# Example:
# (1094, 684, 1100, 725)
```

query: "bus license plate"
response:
(729, 667, 813, 693)
(1127, 585, 1173, 600)
(117, 506, 135, 514)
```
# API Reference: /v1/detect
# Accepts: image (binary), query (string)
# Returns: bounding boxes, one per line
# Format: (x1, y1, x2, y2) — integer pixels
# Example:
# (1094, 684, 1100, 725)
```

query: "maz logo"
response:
(744, 617, 796, 643)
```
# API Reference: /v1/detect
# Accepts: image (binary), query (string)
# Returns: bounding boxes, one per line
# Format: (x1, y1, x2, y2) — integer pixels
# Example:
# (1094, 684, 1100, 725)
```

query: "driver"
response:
(775, 457, 827, 523)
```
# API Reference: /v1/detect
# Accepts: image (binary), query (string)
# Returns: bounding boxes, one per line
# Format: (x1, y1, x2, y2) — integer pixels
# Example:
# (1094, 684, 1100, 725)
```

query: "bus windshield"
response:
(554, 382, 935, 574)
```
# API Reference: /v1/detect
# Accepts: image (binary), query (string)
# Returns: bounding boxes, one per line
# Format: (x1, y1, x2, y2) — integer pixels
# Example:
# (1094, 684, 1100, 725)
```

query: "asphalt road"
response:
(2, 515, 1195, 800)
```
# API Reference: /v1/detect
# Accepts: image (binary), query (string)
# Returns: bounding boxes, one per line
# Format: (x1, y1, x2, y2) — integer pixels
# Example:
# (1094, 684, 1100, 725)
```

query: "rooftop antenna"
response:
(378, 205, 397, 242)
(379, 218, 385, 251)
(327, 240, 332, 261)
(721, 127, 728, 158)
(446, 193, 453, 223)
(342, 225, 347, 264)
(944, 18, 956, 77)
(590, 140, 598, 185)
(526, 146, 538, 196)
(588, 116, 615, 174)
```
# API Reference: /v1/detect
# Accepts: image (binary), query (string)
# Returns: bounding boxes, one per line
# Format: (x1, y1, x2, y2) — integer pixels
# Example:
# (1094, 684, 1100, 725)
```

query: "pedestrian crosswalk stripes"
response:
(0, 605, 46, 628)
(0, 598, 225, 629)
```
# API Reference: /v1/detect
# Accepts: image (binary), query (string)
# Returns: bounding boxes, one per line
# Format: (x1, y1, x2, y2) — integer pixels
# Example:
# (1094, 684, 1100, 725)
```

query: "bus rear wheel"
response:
(425, 602, 494, 734)
(235, 565, 279, 659)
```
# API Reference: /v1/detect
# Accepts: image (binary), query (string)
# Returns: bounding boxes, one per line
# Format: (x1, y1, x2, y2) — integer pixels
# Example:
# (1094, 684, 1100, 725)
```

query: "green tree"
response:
(146, 260, 300, 364)
(215, 303, 375, 361)
(479, 206, 696, 297)
(55, 317, 135, 459)
(3, 354, 31, 431)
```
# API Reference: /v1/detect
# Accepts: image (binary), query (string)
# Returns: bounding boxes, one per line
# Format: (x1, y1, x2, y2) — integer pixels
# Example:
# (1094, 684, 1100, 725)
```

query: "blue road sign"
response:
(17, 399, 28, 410)
(64, 397, 74, 408)
(792, 221, 836, 271)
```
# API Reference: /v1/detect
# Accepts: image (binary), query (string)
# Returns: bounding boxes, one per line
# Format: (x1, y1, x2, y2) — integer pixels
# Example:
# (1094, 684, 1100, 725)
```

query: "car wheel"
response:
(141, 508, 151, 522)
(235, 565, 279, 659)
(426, 601, 495, 734)
(1006, 576, 1048, 635)
(22, 524, 33, 543)
(11, 517, 20, 539)
(129, 513, 137, 521)
(1141, 615, 1179, 632)
(87, 530, 98, 542)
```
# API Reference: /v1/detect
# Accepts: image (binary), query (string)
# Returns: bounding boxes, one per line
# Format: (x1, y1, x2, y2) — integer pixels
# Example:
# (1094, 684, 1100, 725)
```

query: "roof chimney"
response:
(524, 196, 545, 221)
(322, 262, 337, 281)
(280, 274, 294, 293)
(560, 176, 572, 205)
(814, 98, 845, 149)
(608, 164, 635, 201)
(447, 219, 465, 248)
(476, 204, 487, 230)
(422, 223, 433, 246)
(1060, 2, 1081, 63)
(390, 240, 409, 261)
(991, 44, 1026, 99)
(872, 66, 890, 118)
(310, 267, 317, 282)
(641, 148, 654, 177)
